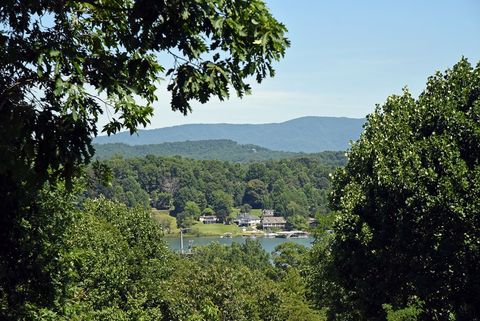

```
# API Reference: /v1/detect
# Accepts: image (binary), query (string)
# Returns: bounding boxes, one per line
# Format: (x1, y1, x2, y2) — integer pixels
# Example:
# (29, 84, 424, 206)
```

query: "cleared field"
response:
(188, 222, 243, 236)
(231, 208, 262, 217)
(152, 208, 262, 236)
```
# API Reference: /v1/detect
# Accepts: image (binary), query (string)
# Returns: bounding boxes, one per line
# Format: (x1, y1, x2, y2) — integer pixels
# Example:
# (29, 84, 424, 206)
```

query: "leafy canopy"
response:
(311, 58, 480, 321)
(0, 2, 288, 319)
(0, 0, 289, 186)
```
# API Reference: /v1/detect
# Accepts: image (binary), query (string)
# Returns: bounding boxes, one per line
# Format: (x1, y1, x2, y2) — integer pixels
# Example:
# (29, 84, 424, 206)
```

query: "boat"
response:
(275, 231, 309, 238)
(290, 231, 309, 238)
(275, 232, 290, 238)
(220, 232, 233, 238)
(263, 232, 277, 238)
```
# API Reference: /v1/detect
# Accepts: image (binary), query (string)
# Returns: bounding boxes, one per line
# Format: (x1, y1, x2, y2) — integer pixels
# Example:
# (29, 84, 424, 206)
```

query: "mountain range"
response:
(93, 140, 348, 164)
(94, 116, 365, 153)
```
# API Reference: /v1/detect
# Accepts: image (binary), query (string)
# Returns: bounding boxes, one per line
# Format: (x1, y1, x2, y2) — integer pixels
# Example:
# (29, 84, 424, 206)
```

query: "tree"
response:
(171, 186, 204, 216)
(152, 191, 173, 210)
(272, 242, 308, 272)
(211, 190, 233, 223)
(177, 201, 201, 228)
(202, 207, 215, 216)
(243, 179, 267, 208)
(239, 203, 252, 214)
(286, 214, 308, 231)
(311, 59, 480, 320)
(0, 1, 288, 319)
(1, 0, 289, 186)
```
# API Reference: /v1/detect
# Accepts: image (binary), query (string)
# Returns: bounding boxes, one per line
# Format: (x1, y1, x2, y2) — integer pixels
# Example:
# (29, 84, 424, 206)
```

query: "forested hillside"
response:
(93, 116, 365, 152)
(85, 152, 346, 229)
(93, 140, 300, 162)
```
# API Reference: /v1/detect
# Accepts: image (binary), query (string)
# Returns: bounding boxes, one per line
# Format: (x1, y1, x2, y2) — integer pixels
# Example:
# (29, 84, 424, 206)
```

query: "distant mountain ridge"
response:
(94, 116, 365, 152)
(93, 140, 298, 162)
(93, 139, 348, 164)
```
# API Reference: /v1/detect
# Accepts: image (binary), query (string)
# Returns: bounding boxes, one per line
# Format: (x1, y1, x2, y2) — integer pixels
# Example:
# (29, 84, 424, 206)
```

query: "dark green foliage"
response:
(94, 140, 301, 162)
(177, 201, 201, 228)
(150, 190, 173, 210)
(86, 154, 344, 222)
(4, 183, 322, 320)
(0, 184, 79, 319)
(286, 215, 308, 231)
(210, 190, 234, 222)
(0, 187, 172, 320)
(165, 240, 324, 321)
(272, 242, 308, 272)
(159, 259, 282, 321)
(0, 2, 288, 317)
(310, 59, 480, 320)
(240, 203, 253, 214)
(243, 179, 268, 208)
(193, 239, 272, 272)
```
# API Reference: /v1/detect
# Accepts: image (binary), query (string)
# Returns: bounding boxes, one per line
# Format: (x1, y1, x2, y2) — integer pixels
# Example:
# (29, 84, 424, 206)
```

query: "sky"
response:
(103, 0, 480, 129)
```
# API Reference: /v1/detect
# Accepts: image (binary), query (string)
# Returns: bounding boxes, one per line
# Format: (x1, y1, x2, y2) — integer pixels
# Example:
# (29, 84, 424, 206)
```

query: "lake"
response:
(164, 236, 315, 253)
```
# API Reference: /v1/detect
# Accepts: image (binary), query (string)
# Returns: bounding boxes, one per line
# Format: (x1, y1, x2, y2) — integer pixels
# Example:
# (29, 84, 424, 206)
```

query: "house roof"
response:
(236, 213, 260, 221)
(262, 209, 274, 216)
(200, 215, 217, 219)
(262, 216, 286, 224)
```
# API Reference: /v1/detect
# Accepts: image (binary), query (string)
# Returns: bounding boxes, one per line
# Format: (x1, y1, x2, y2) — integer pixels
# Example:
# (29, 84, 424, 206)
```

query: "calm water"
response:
(164, 236, 315, 253)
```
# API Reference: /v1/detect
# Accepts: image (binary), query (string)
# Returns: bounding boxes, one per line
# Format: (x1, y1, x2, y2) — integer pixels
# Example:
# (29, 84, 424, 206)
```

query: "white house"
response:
(262, 209, 275, 217)
(234, 213, 261, 227)
(199, 215, 218, 224)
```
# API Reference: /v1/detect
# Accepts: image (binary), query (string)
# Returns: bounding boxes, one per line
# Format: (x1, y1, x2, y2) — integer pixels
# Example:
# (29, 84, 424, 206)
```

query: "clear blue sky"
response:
(110, 0, 480, 129)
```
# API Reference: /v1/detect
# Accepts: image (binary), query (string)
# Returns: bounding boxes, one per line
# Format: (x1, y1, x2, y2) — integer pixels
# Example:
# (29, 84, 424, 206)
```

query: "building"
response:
(261, 216, 286, 230)
(234, 213, 261, 227)
(262, 209, 274, 217)
(199, 215, 218, 224)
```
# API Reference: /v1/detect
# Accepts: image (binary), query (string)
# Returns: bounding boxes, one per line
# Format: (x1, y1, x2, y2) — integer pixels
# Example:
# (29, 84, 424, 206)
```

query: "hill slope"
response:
(93, 140, 299, 162)
(94, 116, 365, 152)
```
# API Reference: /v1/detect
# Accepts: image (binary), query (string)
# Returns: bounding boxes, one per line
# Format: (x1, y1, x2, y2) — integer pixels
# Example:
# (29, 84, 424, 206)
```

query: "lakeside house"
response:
(260, 209, 286, 230)
(262, 209, 274, 217)
(261, 216, 287, 230)
(234, 213, 261, 227)
(199, 215, 218, 224)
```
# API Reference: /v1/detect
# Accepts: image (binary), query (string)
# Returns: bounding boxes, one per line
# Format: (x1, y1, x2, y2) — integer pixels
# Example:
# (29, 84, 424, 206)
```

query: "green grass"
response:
(151, 209, 179, 235)
(188, 222, 243, 236)
(151, 208, 263, 236)
(231, 208, 262, 217)
(250, 209, 262, 217)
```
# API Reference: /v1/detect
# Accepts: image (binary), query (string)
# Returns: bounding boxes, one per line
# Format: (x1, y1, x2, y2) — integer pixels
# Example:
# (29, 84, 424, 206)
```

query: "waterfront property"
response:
(261, 216, 287, 230)
(199, 215, 218, 224)
(262, 209, 275, 217)
(234, 213, 261, 227)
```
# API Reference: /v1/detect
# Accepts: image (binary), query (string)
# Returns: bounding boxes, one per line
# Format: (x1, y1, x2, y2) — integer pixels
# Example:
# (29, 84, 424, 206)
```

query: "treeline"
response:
(93, 139, 301, 162)
(85, 152, 346, 228)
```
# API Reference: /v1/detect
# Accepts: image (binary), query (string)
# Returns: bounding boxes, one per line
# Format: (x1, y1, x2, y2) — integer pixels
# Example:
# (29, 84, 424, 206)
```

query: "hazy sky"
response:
(102, 0, 480, 129)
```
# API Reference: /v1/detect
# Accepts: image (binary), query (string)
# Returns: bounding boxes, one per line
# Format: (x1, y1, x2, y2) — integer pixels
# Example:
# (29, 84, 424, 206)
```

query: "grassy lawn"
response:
(151, 209, 180, 235)
(231, 208, 262, 217)
(188, 222, 243, 236)
(151, 208, 263, 236)
(250, 209, 262, 217)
